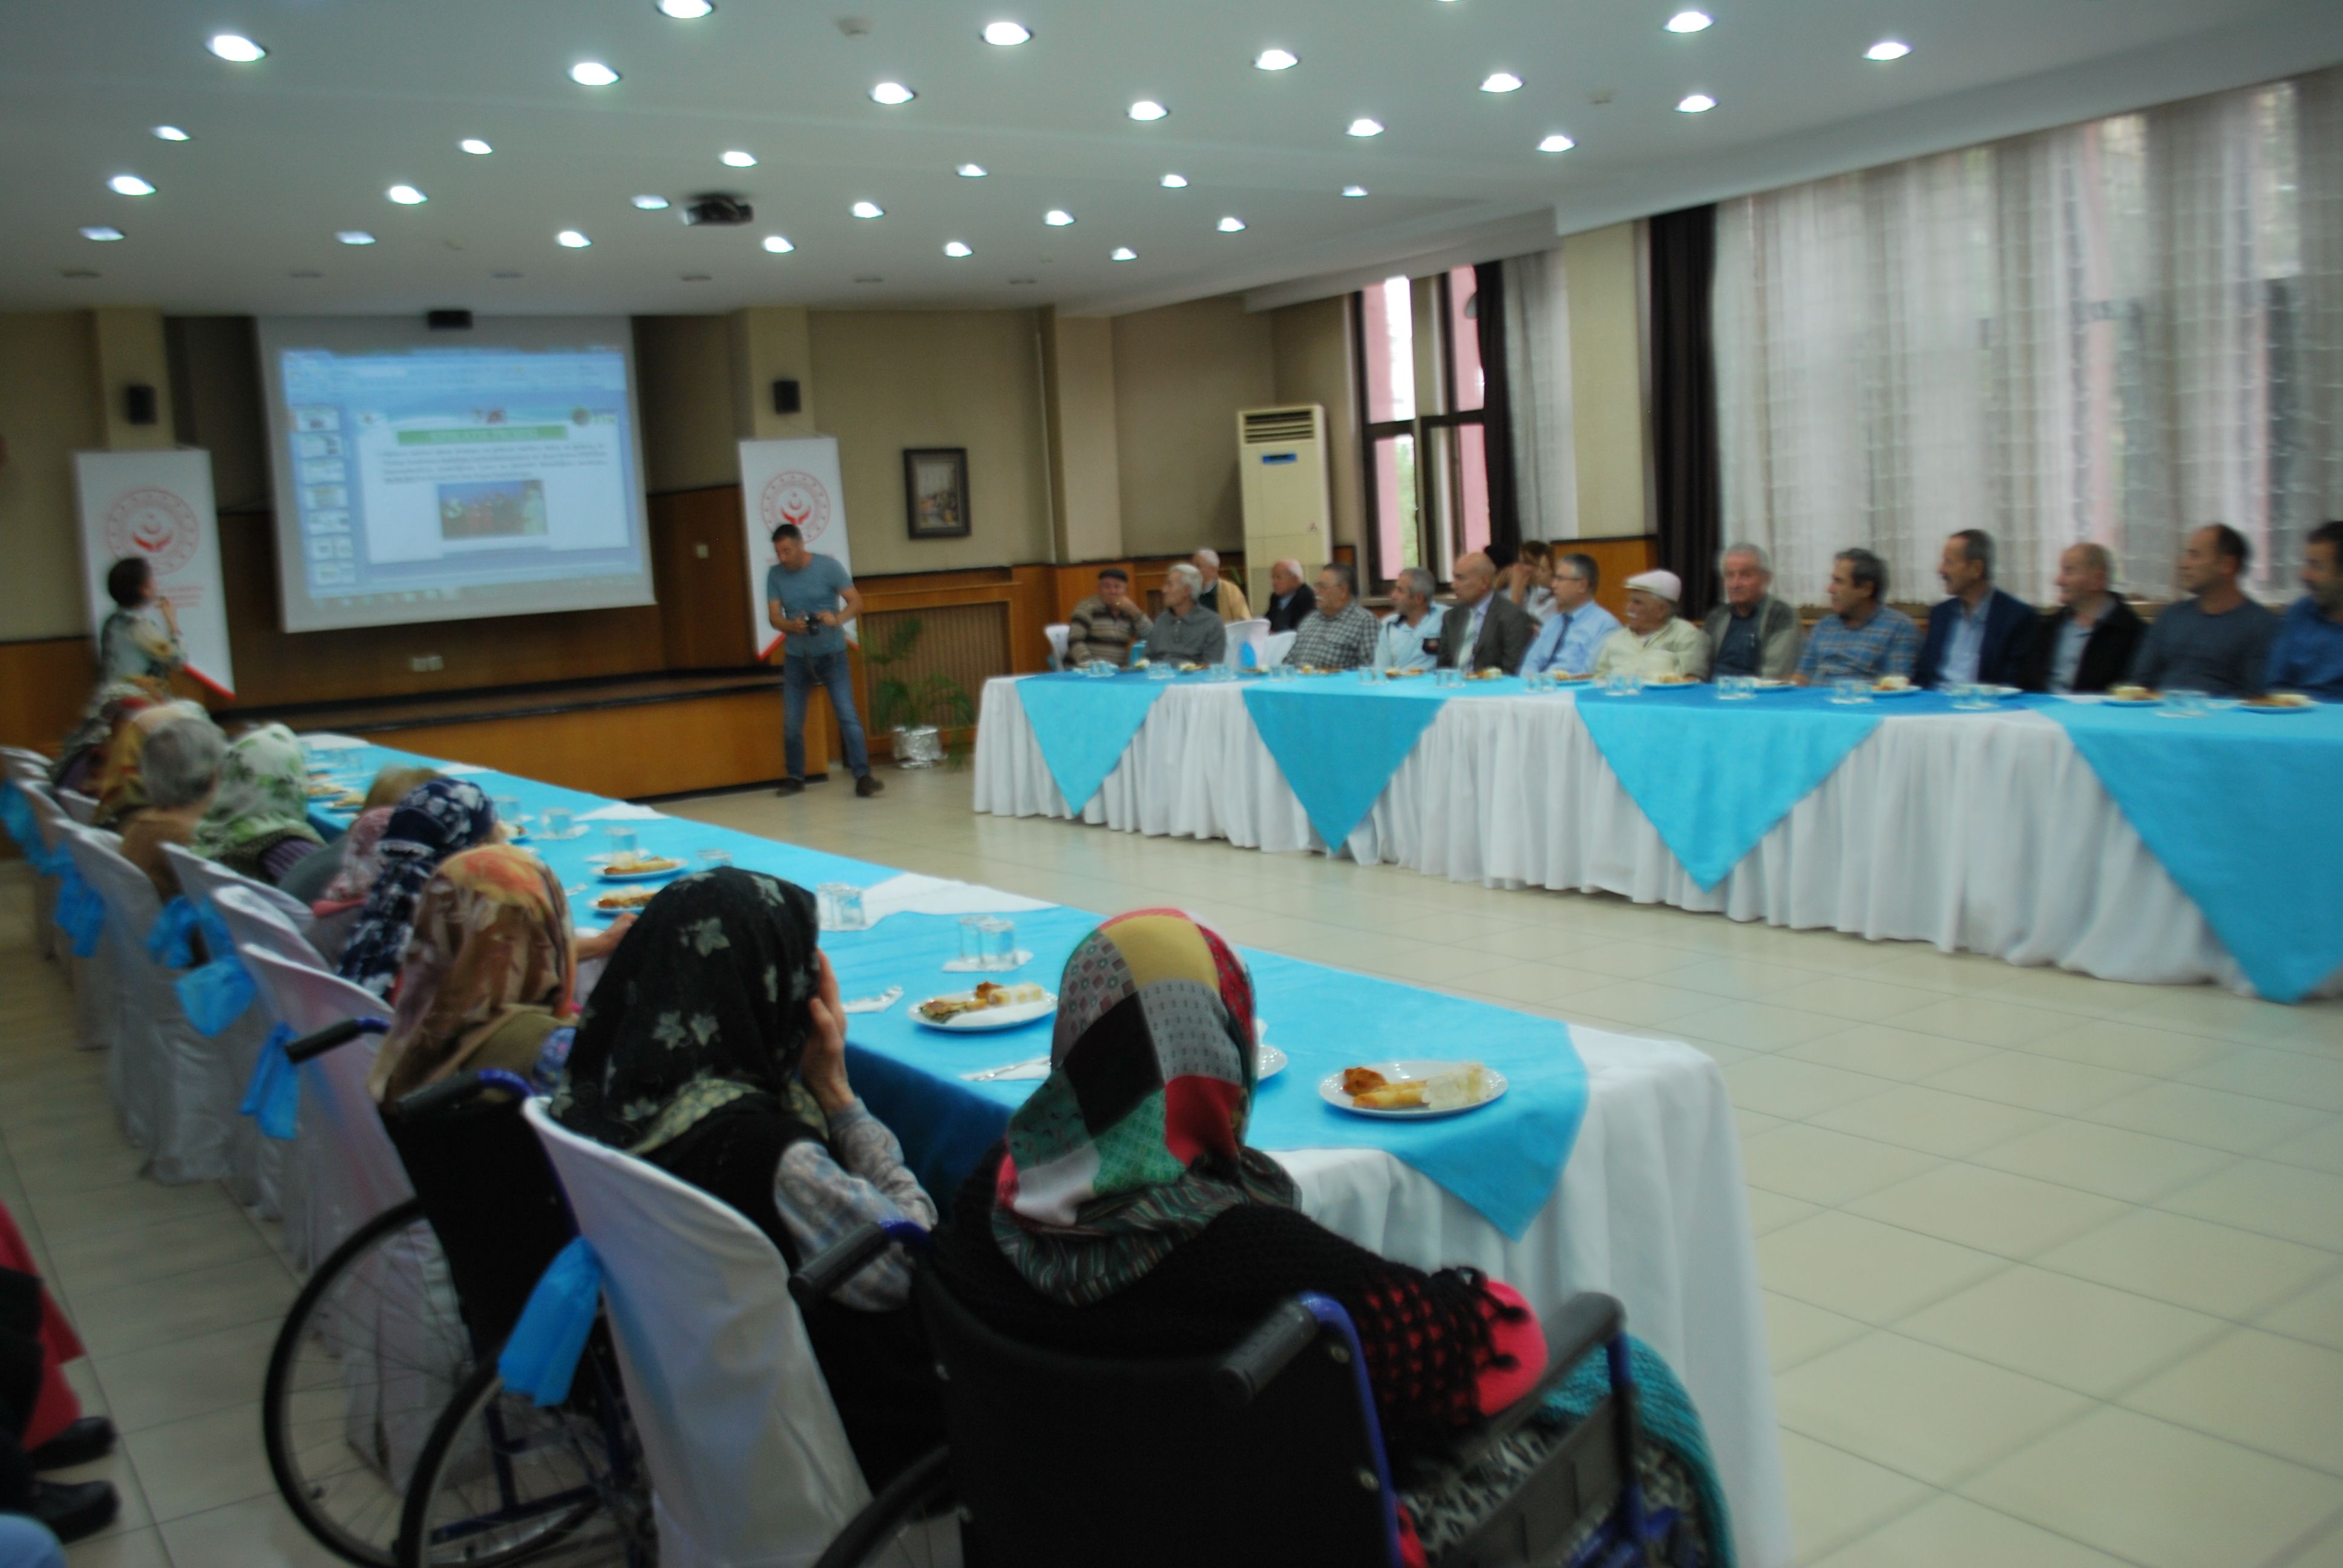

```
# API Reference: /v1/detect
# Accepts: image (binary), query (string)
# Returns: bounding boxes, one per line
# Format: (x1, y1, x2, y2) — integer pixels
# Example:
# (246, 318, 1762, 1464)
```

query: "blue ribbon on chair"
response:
(53, 864, 106, 957)
(498, 1237, 605, 1406)
(176, 901, 256, 1036)
(238, 1022, 301, 1140)
(147, 897, 201, 967)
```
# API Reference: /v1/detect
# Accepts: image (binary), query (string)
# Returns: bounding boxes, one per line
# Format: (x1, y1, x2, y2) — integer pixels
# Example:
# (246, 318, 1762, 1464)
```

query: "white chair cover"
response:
(36, 797, 120, 1054)
(1224, 617, 1270, 670)
(64, 824, 238, 1184)
(1043, 623, 1070, 670)
(206, 883, 328, 1218)
(0, 746, 53, 772)
(522, 1100, 871, 1568)
(1263, 629, 1298, 668)
(56, 789, 99, 825)
(166, 845, 317, 939)
(11, 774, 63, 962)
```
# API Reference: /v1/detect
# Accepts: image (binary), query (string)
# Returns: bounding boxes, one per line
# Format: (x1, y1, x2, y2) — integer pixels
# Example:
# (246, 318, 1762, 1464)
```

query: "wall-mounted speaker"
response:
(772, 379, 801, 415)
(426, 309, 474, 331)
(123, 383, 159, 426)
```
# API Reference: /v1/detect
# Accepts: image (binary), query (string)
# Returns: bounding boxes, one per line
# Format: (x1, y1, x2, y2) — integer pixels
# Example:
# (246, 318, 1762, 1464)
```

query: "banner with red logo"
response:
(738, 437, 856, 661)
(73, 450, 237, 698)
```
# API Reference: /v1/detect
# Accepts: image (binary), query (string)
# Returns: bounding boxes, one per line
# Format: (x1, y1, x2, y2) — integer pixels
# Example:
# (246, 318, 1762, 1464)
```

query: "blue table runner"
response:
(1013, 672, 1177, 815)
(1243, 679, 1460, 851)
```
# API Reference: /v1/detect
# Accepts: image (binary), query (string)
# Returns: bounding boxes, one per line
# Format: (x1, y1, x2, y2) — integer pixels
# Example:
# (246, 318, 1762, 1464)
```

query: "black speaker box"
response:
(123, 384, 158, 425)
(772, 379, 801, 415)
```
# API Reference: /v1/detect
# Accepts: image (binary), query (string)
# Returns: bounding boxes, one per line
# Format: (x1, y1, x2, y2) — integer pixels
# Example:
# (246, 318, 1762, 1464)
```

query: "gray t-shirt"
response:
(2125, 595, 2279, 697)
(766, 555, 853, 660)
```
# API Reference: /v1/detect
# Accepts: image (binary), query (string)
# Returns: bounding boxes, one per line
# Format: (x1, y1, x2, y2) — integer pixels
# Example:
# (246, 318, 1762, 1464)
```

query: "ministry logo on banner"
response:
(739, 437, 854, 660)
(74, 450, 238, 698)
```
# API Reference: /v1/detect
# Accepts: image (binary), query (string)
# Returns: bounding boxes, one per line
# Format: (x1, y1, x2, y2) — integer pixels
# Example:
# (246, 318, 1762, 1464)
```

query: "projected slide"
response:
(259, 317, 658, 633)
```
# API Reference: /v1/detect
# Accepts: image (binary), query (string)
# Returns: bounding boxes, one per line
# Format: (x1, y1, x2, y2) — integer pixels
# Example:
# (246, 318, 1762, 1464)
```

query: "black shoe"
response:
(28, 1416, 115, 1471)
(28, 1479, 118, 1544)
(855, 774, 885, 798)
(774, 779, 805, 797)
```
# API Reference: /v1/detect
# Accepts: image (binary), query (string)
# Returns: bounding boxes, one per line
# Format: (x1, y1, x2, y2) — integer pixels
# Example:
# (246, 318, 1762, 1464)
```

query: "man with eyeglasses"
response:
(1517, 552, 1620, 678)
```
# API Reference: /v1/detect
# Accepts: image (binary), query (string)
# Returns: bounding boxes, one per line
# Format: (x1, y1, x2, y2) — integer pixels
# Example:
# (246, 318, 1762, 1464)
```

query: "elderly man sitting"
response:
(1438, 552, 1537, 673)
(1593, 570, 1712, 681)
(1192, 549, 1251, 623)
(1262, 558, 1317, 633)
(1143, 563, 1229, 666)
(1066, 567, 1152, 668)
(1703, 543, 1803, 679)
(1519, 552, 1619, 677)
(1375, 566, 1443, 671)
(1285, 562, 1380, 671)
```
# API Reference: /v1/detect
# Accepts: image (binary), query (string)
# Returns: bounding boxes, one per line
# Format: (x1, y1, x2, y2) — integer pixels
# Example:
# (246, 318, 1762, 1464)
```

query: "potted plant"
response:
(865, 616, 977, 769)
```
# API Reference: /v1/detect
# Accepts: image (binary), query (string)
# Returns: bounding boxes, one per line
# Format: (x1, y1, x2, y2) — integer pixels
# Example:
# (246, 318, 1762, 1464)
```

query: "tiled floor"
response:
(8, 763, 2343, 1567)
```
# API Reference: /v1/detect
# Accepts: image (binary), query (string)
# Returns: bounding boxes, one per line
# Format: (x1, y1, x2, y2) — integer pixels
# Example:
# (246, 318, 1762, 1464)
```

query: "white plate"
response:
(2241, 700, 2318, 714)
(913, 992, 1059, 1032)
(1979, 685, 2024, 699)
(1257, 1043, 1287, 1081)
(598, 861, 687, 883)
(1316, 1059, 1509, 1119)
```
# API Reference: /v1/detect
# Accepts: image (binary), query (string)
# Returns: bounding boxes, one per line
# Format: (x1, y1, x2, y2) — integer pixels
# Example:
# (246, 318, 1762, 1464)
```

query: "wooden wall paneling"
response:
(362, 688, 813, 800)
(0, 637, 101, 753)
(1561, 535, 1658, 621)
(650, 486, 757, 670)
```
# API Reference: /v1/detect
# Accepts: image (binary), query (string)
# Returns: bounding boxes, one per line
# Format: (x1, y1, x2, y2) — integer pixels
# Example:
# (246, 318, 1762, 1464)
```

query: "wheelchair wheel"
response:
(394, 1350, 655, 1568)
(264, 1199, 473, 1567)
(812, 1448, 958, 1568)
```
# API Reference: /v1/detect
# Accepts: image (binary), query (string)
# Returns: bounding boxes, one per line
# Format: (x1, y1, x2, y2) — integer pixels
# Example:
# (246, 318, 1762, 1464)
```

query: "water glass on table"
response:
(958, 915, 988, 968)
(977, 916, 1016, 970)
(1605, 671, 1644, 697)
(1717, 675, 1755, 701)
(696, 849, 733, 872)
(818, 882, 868, 931)
(1951, 682, 1996, 712)
(603, 826, 640, 860)
(1147, 661, 1177, 682)
(1830, 677, 1872, 706)
(2161, 688, 2210, 719)
(540, 806, 574, 840)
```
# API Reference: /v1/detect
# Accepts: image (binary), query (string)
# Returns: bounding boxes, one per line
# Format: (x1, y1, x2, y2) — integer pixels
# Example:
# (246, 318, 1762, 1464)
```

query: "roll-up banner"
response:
(73, 449, 237, 697)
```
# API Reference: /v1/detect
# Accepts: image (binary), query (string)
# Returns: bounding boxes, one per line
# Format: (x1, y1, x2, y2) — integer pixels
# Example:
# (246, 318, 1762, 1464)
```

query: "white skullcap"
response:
(1626, 569, 1682, 604)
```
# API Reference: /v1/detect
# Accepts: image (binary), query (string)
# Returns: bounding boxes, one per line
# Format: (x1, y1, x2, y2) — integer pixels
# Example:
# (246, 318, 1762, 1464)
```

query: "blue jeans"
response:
(782, 652, 870, 783)
(0, 1517, 65, 1568)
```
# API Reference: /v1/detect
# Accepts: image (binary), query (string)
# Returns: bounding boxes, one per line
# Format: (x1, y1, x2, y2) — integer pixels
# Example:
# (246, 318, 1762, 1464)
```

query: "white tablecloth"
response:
(1279, 1026, 1788, 1568)
(974, 676, 2330, 998)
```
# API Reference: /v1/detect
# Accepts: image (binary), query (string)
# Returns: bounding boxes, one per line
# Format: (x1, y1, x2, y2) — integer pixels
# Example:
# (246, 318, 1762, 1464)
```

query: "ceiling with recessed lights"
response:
(2, 0, 2336, 319)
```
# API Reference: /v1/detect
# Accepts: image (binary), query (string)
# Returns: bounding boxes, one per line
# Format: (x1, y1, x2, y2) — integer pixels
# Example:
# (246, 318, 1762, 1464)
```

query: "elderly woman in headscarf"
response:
(117, 717, 227, 900)
(277, 765, 445, 910)
(191, 724, 326, 885)
(49, 678, 166, 794)
(333, 779, 499, 998)
(551, 868, 944, 1487)
(91, 700, 209, 831)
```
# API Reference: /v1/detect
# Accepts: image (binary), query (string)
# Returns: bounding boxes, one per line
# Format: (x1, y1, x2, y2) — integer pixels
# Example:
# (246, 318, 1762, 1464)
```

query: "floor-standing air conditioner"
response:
(1236, 404, 1331, 584)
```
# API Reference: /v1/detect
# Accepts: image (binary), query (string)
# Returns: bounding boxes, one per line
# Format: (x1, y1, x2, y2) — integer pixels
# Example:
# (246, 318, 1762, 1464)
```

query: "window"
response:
(1356, 266, 1495, 587)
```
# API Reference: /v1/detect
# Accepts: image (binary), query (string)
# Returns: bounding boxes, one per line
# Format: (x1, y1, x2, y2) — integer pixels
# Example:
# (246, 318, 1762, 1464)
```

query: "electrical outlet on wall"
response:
(410, 654, 444, 672)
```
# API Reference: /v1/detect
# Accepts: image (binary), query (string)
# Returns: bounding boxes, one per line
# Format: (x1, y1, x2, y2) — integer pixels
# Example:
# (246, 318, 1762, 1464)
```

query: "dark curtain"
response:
(1648, 205, 1723, 616)
(1472, 262, 1522, 566)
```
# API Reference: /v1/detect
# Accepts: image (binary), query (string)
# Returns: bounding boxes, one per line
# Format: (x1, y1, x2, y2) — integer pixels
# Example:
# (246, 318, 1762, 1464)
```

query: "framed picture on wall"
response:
(903, 448, 971, 539)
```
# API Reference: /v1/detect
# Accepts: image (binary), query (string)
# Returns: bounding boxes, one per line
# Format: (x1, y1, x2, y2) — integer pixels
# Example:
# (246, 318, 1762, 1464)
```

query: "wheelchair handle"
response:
(392, 1067, 536, 1122)
(1213, 1297, 1323, 1408)
(789, 1219, 931, 1308)
(284, 1016, 389, 1064)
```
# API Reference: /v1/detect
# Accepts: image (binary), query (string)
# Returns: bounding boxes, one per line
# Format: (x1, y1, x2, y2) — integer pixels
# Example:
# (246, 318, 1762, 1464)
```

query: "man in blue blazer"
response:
(1913, 529, 2040, 688)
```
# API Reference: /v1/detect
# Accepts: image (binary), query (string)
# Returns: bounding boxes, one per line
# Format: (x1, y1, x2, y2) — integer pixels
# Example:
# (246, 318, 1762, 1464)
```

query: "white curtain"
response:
(1502, 247, 1581, 541)
(1716, 66, 2343, 604)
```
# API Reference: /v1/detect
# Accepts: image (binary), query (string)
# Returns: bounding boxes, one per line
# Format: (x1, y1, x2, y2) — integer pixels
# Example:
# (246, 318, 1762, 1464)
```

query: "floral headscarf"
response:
(552, 868, 824, 1156)
(192, 724, 323, 870)
(93, 701, 208, 829)
(334, 779, 498, 998)
(53, 677, 166, 788)
(316, 806, 395, 910)
(367, 844, 576, 1103)
(991, 909, 1295, 1306)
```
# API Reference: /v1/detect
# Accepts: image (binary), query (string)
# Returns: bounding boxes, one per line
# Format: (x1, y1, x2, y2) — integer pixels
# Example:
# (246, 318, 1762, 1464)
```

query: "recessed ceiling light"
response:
(1110, 246, 1138, 261)
(80, 226, 125, 242)
(1255, 48, 1299, 71)
(1538, 133, 1576, 152)
(1347, 117, 1384, 137)
(459, 137, 493, 155)
(152, 125, 190, 142)
(851, 200, 884, 218)
(386, 183, 426, 204)
(721, 149, 757, 167)
(656, 0, 714, 17)
(207, 33, 266, 62)
(1665, 10, 1712, 33)
(1217, 215, 1247, 233)
(557, 229, 592, 248)
(957, 163, 988, 178)
(1044, 208, 1074, 226)
(762, 234, 795, 253)
(569, 61, 620, 87)
(632, 194, 670, 212)
(981, 21, 1031, 45)
(870, 81, 916, 105)
(1128, 99, 1168, 122)
(943, 240, 973, 258)
(1342, 185, 1369, 198)
(1159, 172, 1188, 189)
(335, 230, 375, 245)
(1481, 72, 1523, 93)
(1865, 39, 1911, 61)
(107, 174, 156, 196)
(1676, 93, 1716, 113)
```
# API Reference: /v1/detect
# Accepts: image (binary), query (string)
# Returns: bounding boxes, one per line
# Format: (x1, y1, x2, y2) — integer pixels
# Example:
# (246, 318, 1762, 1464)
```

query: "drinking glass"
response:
(1357, 665, 1382, 685)
(603, 826, 640, 860)
(1831, 677, 1871, 706)
(1716, 675, 1749, 701)
(540, 806, 574, 839)
(2162, 688, 2209, 719)
(818, 882, 867, 931)
(978, 916, 1016, 970)
(958, 915, 988, 967)
(1607, 671, 1644, 697)
(1952, 682, 1995, 712)
(492, 794, 523, 829)
(696, 848, 733, 872)
(1434, 667, 1460, 688)
(1147, 661, 1177, 682)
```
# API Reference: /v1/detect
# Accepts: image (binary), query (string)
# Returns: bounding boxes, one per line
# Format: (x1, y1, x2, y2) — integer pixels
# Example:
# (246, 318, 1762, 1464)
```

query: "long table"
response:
(300, 739, 1792, 1568)
(973, 676, 2343, 1001)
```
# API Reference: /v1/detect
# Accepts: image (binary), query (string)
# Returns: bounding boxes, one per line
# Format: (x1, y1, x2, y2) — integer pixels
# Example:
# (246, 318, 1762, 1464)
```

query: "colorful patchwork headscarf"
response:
(992, 909, 1296, 1306)
(334, 779, 498, 998)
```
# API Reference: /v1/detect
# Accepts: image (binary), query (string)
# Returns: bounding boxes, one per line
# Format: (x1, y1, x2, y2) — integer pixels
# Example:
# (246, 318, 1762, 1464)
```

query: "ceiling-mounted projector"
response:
(681, 194, 754, 226)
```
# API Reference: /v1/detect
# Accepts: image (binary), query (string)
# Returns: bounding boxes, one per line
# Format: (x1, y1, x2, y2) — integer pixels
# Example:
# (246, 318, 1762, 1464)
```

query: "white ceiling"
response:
(4, 0, 2338, 321)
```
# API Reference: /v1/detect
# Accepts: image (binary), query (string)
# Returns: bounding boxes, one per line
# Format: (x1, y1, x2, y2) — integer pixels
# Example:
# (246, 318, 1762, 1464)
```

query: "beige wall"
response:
(1040, 310, 1118, 565)
(0, 313, 106, 639)
(634, 315, 738, 494)
(1561, 221, 1651, 538)
(807, 309, 1051, 577)
(1110, 294, 1276, 560)
(1270, 296, 1363, 555)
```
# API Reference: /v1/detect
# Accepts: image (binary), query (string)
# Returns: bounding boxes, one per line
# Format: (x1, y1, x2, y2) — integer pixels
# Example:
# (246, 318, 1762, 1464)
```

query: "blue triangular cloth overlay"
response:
(1574, 685, 1893, 889)
(2042, 701, 2343, 1003)
(1243, 681, 1455, 852)
(1015, 673, 1174, 814)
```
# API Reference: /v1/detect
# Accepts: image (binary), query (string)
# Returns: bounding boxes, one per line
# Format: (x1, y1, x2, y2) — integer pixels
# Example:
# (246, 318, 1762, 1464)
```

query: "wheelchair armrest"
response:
(1461, 1292, 1625, 1455)
(284, 1016, 389, 1063)
(790, 1219, 932, 1308)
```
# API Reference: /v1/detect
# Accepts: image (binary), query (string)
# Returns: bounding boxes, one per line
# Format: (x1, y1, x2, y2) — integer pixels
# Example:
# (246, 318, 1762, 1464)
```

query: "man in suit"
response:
(1438, 552, 1535, 673)
(1913, 529, 2038, 688)
(2019, 542, 2144, 693)
(1261, 559, 1316, 634)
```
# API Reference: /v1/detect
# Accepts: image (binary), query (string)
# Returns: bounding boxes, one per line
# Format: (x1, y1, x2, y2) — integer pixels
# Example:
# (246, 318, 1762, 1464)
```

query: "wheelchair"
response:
(261, 1024, 653, 1568)
(804, 1222, 1697, 1568)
